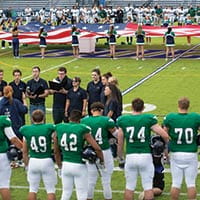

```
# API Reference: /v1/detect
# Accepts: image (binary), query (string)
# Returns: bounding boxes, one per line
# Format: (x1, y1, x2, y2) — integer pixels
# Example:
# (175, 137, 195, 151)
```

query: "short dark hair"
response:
(31, 109, 45, 123)
(102, 72, 112, 80)
(178, 97, 190, 110)
(0, 69, 4, 73)
(58, 67, 67, 73)
(69, 110, 82, 122)
(90, 102, 104, 112)
(131, 98, 144, 112)
(13, 69, 22, 76)
(32, 66, 40, 72)
(92, 68, 101, 76)
(72, 76, 81, 83)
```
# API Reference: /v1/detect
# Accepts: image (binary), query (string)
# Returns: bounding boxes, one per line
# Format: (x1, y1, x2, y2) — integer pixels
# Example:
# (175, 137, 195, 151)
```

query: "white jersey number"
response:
(95, 128, 103, 145)
(175, 128, 193, 144)
(60, 133, 77, 151)
(30, 136, 47, 153)
(127, 126, 145, 143)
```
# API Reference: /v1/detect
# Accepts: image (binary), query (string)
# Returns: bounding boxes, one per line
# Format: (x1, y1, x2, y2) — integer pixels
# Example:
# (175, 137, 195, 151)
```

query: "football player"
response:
(20, 110, 57, 200)
(117, 98, 169, 200)
(0, 115, 22, 200)
(81, 102, 118, 200)
(138, 135, 166, 200)
(163, 97, 200, 200)
(54, 109, 104, 200)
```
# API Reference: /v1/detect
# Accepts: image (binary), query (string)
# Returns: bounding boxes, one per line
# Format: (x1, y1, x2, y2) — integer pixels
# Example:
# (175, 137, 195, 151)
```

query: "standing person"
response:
(38, 26, 48, 59)
(12, 26, 20, 58)
(54, 110, 104, 200)
(24, 6, 32, 24)
(87, 68, 103, 115)
(103, 83, 121, 158)
(107, 24, 118, 59)
(20, 110, 57, 200)
(135, 25, 145, 61)
(65, 77, 87, 118)
(9, 69, 27, 125)
(100, 72, 113, 105)
(0, 69, 7, 99)
(104, 84, 120, 122)
(108, 76, 122, 117)
(117, 98, 169, 200)
(26, 66, 49, 118)
(81, 102, 118, 200)
(0, 86, 28, 140)
(164, 26, 175, 61)
(0, 20, 7, 49)
(163, 97, 200, 200)
(71, 26, 80, 58)
(49, 67, 72, 124)
(0, 115, 23, 200)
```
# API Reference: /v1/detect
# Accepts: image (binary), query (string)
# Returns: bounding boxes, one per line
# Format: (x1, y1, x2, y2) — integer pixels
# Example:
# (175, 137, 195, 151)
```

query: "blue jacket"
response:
(0, 97, 28, 135)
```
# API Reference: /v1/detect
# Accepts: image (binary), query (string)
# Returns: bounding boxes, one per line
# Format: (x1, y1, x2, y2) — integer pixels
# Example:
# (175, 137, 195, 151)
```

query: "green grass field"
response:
(1, 36, 200, 199)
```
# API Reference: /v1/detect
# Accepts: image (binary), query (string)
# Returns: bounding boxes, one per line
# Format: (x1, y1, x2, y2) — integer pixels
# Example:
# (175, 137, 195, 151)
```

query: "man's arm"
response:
(151, 124, 169, 143)
(108, 127, 118, 138)
(38, 89, 49, 98)
(53, 132, 62, 169)
(84, 133, 104, 163)
(22, 139, 29, 167)
(4, 127, 23, 149)
(82, 99, 87, 116)
(117, 128, 124, 159)
(65, 99, 70, 116)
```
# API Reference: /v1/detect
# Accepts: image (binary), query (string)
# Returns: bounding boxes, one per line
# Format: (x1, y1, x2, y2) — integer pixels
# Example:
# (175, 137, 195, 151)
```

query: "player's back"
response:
(117, 113, 157, 154)
(20, 123, 55, 158)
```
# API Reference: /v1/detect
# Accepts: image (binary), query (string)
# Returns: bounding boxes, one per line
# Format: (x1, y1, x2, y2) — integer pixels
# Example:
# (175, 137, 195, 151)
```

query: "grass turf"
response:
(0, 36, 200, 199)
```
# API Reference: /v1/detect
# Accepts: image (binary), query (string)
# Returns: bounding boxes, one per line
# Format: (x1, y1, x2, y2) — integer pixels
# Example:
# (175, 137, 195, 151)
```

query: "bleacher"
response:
(1, 0, 51, 10)
(1, 0, 200, 10)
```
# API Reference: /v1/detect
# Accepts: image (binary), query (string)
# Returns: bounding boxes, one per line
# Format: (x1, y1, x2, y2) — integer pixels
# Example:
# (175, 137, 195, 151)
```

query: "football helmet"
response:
(82, 146, 97, 164)
(7, 145, 22, 161)
(151, 135, 165, 156)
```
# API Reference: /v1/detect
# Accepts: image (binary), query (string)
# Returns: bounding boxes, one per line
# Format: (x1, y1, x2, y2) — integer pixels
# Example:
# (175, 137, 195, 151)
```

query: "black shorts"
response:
(153, 172, 165, 190)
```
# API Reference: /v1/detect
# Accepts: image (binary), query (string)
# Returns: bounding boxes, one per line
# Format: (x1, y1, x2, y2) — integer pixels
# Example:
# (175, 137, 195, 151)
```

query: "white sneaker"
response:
(136, 57, 139, 61)
(138, 191, 145, 200)
(165, 58, 168, 61)
(142, 58, 145, 61)
(1, 47, 5, 49)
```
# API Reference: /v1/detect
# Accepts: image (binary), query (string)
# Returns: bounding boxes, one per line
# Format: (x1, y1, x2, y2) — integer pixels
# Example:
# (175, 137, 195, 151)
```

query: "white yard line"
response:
(10, 185, 200, 196)
(122, 43, 200, 96)
(21, 58, 77, 81)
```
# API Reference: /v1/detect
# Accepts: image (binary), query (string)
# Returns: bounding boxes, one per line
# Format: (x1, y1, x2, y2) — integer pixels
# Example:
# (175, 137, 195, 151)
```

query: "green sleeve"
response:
(107, 117, 115, 129)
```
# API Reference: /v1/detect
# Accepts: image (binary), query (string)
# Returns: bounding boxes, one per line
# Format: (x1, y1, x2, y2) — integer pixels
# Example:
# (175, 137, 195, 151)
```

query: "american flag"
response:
(0, 22, 200, 44)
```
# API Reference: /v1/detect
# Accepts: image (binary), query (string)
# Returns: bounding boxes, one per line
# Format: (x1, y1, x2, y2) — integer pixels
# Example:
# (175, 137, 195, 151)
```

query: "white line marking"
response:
(122, 44, 200, 96)
(10, 185, 200, 196)
(21, 58, 77, 81)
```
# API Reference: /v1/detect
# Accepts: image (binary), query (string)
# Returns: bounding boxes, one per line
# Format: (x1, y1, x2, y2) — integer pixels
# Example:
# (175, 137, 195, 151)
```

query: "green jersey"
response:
(163, 112, 200, 152)
(0, 116, 12, 153)
(20, 124, 55, 158)
(81, 116, 115, 150)
(117, 114, 157, 154)
(55, 122, 91, 164)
